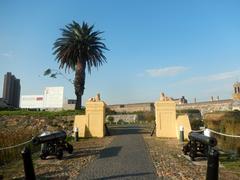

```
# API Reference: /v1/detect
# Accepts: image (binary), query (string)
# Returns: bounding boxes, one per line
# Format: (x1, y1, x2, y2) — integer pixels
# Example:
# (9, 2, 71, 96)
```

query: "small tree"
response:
(107, 116, 114, 124)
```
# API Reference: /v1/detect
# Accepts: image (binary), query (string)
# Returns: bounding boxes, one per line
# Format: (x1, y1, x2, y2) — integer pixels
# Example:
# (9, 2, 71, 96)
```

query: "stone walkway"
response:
(77, 126, 158, 180)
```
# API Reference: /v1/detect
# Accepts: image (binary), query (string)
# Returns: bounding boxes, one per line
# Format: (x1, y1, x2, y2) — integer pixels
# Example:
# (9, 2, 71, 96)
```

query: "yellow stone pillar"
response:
(155, 93, 177, 138)
(85, 101, 106, 137)
(73, 93, 106, 138)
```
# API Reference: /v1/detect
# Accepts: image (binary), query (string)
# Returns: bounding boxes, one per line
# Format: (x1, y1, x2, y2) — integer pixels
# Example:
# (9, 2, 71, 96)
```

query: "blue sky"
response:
(1, 0, 240, 104)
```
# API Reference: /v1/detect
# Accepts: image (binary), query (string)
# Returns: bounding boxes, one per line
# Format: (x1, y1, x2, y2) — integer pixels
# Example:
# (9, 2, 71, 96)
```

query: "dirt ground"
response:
(0, 136, 113, 180)
(143, 135, 240, 180)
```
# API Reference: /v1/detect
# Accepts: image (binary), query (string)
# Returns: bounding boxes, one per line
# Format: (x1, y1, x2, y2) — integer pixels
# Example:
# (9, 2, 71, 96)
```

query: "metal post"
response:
(206, 148, 219, 180)
(74, 127, 79, 142)
(179, 125, 184, 143)
(21, 146, 36, 180)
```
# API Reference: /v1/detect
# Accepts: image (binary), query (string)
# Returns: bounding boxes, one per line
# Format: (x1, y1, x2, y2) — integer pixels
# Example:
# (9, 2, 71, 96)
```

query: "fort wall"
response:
(108, 99, 235, 115)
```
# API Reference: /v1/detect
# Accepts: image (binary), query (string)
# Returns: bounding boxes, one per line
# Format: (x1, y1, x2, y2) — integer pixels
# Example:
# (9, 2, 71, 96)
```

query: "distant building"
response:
(108, 102, 154, 113)
(20, 87, 64, 110)
(2, 72, 21, 108)
(20, 95, 44, 109)
(67, 99, 76, 104)
(232, 82, 240, 100)
(172, 96, 188, 104)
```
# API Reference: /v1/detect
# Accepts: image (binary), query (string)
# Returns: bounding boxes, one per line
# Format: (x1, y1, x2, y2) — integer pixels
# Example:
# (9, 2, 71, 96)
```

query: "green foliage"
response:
(65, 136, 74, 142)
(117, 119, 125, 125)
(220, 155, 240, 171)
(204, 111, 240, 155)
(53, 21, 108, 72)
(190, 119, 204, 130)
(52, 21, 108, 109)
(105, 108, 117, 115)
(107, 116, 114, 124)
(43, 68, 52, 76)
(0, 109, 85, 118)
(177, 109, 201, 115)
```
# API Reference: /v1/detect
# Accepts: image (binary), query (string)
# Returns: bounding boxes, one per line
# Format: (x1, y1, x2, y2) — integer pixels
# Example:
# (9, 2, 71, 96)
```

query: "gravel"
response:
(143, 135, 240, 180)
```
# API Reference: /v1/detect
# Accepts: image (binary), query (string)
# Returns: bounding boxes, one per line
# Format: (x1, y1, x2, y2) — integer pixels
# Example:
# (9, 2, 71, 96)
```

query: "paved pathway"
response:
(77, 126, 158, 180)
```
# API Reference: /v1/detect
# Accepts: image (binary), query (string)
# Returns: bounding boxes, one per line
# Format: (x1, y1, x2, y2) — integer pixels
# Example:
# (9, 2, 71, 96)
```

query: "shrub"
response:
(107, 116, 114, 124)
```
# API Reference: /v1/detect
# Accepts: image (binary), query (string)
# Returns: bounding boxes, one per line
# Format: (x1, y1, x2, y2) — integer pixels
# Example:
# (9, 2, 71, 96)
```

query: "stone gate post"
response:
(155, 93, 177, 138)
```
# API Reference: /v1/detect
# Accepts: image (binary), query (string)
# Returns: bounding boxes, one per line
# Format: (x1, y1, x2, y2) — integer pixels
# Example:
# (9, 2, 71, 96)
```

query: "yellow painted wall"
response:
(155, 100, 177, 138)
(176, 114, 192, 140)
(74, 100, 106, 138)
(74, 115, 86, 137)
(155, 95, 192, 139)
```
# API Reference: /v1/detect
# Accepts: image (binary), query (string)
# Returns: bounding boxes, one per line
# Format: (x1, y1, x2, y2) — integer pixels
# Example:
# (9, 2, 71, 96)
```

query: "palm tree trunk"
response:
(74, 61, 86, 110)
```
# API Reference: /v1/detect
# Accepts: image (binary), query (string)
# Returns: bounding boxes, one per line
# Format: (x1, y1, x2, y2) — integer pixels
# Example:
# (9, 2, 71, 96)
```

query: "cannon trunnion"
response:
(33, 131, 73, 160)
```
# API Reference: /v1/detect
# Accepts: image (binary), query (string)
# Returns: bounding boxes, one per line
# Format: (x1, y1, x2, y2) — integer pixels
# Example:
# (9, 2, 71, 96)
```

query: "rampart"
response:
(108, 102, 154, 113)
(176, 99, 233, 115)
(108, 99, 236, 115)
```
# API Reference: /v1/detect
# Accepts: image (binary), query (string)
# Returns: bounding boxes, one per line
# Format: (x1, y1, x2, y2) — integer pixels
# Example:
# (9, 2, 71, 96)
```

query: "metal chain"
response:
(208, 129, 240, 138)
(0, 138, 33, 151)
(191, 128, 240, 138)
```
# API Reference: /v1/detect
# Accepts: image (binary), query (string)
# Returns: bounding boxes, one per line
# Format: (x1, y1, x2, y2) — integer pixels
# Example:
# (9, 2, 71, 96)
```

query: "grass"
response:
(204, 111, 240, 155)
(220, 155, 240, 173)
(0, 128, 40, 166)
(0, 109, 84, 166)
(0, 109, 85, 118)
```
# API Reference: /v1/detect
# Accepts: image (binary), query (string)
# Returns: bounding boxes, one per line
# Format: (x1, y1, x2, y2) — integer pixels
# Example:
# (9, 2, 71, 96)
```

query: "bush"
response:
(0, 109, 85, 118)
(204, 111, 240, 155)
(107, 116, 114, 124)
(177, 109, 201, 115)
(0, 128, 40, 165)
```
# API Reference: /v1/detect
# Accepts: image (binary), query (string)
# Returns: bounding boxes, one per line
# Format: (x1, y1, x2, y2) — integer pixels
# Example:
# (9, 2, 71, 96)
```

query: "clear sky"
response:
(1, 0, 240, 105)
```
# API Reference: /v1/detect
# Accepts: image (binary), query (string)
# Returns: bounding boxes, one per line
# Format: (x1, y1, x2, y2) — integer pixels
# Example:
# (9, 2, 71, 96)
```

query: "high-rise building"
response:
(2, 72, 21, 108)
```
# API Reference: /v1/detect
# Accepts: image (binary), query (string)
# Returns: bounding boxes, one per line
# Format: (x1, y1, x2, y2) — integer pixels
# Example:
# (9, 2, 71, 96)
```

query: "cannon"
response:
(32, 130, 73, 160)
(183, 132, 217, 161)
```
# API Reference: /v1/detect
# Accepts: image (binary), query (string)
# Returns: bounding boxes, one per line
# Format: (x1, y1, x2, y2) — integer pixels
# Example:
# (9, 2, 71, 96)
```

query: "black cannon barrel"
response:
(32, 131, 67, 145)
(188, 132, 217, 147)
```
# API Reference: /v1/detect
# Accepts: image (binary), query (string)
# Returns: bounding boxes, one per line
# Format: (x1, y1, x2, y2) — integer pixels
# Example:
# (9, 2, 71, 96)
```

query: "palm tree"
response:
(53, 21, 108, 109)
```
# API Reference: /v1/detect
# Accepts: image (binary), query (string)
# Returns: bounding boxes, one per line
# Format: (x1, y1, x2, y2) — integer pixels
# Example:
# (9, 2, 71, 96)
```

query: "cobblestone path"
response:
(77, 126, 158, 180)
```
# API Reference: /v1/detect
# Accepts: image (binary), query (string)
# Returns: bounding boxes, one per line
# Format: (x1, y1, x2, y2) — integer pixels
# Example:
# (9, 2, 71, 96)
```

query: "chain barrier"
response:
(0, 138, 33, 151)
(208, 129, 240, 138)
(191, 128, 240, 138)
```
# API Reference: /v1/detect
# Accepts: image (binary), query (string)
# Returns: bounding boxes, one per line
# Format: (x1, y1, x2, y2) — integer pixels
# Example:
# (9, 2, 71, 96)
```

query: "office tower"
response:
(2, 72, 21, 108)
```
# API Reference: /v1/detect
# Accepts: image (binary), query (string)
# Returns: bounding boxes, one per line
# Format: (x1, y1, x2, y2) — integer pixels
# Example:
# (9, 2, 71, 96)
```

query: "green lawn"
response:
(0, 109, 85, 118)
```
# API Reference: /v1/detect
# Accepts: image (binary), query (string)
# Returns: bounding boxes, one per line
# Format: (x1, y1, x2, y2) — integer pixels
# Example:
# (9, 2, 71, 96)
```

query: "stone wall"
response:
(176, 99, 233, 115)
(106, 114, 138, 123)
(108, 102, 154, 113)
(108, 99, 236, 115)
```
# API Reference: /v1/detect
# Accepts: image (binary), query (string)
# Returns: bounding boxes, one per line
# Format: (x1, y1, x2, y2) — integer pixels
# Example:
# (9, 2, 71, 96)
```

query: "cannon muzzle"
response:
(188, 132, 217, 147)
(32, 130, 67, 145)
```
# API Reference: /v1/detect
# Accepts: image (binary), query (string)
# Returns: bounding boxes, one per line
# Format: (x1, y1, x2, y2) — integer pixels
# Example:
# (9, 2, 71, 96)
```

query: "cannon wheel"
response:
(40, 153, 47, 160)
(67, 143, 73, 154)
(56, 149, 63, 160)
(189, 151, 195, 161)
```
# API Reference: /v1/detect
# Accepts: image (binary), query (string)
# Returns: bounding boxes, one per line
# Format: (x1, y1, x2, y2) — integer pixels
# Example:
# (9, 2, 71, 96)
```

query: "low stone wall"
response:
(106, 114, 138, 123)
(176, 99, 233, 115)
(108, 103, 154, 113)
(108, 99, 240, 115)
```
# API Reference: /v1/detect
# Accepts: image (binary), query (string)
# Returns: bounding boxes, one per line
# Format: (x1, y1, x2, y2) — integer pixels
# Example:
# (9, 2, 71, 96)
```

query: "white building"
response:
(20, 95, 44, 109)
(43, 87, 64, 109)
(20, 87, 64, 110)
